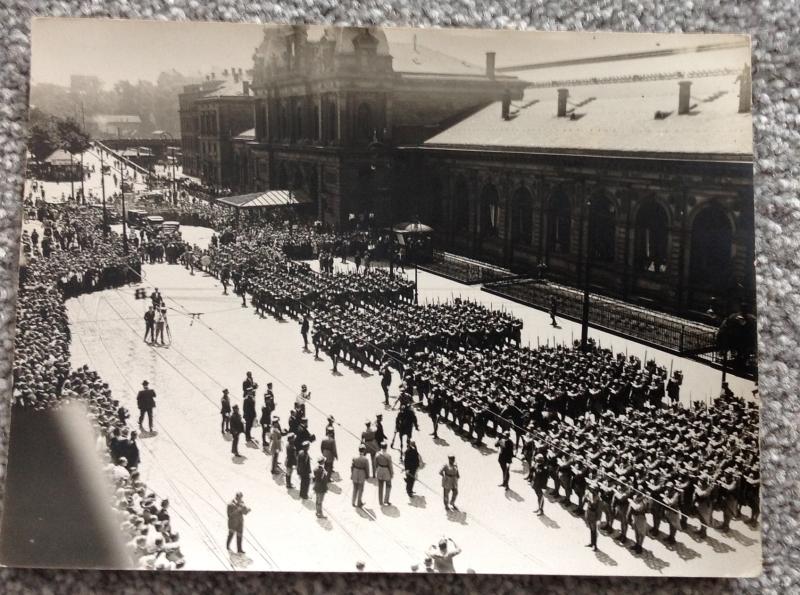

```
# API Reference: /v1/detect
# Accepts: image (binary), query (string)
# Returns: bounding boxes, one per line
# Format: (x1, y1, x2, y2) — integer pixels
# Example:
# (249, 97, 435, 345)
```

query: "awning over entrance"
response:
(216, 189, 311, 209)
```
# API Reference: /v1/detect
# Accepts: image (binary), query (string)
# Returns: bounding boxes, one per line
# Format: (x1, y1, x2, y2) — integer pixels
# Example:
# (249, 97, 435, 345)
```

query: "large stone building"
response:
(228, 25, 525, 226)
(405, 51, 754, 319)
(182, 26, 754, 320)
(178, 68, 254, 187)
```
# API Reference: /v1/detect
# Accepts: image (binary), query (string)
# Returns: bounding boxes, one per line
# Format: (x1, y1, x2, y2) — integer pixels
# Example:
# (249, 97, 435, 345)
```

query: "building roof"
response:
(92, 114, 141, 124)
(44, 149, 74, 165)
(424, 72, 752, 158)
(216, 189, 311, 209)
(390, 42, 485, 76)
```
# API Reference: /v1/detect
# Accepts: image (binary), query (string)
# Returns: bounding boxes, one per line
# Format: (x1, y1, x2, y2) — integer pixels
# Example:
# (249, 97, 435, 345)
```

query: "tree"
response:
(27, 109, 60, 164)
(57, 117, 91, 155)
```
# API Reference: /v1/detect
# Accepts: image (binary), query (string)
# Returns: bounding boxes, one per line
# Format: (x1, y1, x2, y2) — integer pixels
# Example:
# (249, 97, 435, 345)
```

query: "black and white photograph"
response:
(1, 19, 760, 576)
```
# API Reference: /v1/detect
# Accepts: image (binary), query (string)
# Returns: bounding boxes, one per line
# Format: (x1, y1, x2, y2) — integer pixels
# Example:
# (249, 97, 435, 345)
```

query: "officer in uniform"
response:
(440, 454, 460, 511)
(350, 445, 370, 507)
(374, 442, 394, 506)
(313, 458, 329, 518)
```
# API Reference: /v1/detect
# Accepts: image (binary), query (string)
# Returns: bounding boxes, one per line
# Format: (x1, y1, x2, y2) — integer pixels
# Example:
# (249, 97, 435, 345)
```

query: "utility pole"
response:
(580, 197, 592, 352)
(80, 100, 86, 204)
(99, 148, 108, 237)
(69, 152, 75, 201)
(121, 163, 129, 255)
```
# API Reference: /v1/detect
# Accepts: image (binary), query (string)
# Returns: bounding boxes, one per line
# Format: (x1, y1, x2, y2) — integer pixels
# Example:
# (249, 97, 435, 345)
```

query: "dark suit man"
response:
(242, 372, 256, 398)
(497, 434, 515, 489)
(226, 492, 250, 554)
(243, 392, 256, 443)
(297, 442, 312, 499)
(230, 405, 244, 457)
(143, 307, 155, 343)
(404, 441, 421, 497)
(136, 380, 156, 432)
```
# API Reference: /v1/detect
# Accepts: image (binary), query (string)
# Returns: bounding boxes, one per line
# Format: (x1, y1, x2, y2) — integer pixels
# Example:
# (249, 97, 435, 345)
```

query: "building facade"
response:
(181, 26, 755, 320)
(228, 25, 525, 227)
(179, 68, 254, 187)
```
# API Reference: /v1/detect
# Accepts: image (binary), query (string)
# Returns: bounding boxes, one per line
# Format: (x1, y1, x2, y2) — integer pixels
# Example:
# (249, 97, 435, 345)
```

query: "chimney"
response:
(486, 52, 496, 80)
(738, 64, 752, 113)
(233, 70, 240, 83)
(211, 71, 216, 80)
(501, 89, 511, 120)
(678, 80, 692, 115)
(242, 81, 250, 96)
(557, 88, 569, 117)
(222, 68, 229, 77)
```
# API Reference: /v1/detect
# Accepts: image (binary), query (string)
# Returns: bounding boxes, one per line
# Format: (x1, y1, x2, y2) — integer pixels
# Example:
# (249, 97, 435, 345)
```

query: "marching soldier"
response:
(628, 491, 648, 553)
(531, 453, 549, 515)
(584, 480, 601, 551)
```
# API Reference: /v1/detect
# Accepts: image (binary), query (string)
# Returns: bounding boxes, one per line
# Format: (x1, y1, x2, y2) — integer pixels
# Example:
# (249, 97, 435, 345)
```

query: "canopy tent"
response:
(216, 189, 311, 210)
(389, 220, 434, 263)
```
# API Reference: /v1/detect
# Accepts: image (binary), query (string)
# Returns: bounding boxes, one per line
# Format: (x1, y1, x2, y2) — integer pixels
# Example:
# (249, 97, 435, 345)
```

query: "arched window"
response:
(511, 187, 534, 246)
(690, 204, 733, 286)
(480, 184, 500, 239)
(453, 177, 469, 234)
(635, 200, 669, 273)
(547, 190, 571, 254)
(589, 194, 616, 262)
(356, 103, 373, 141)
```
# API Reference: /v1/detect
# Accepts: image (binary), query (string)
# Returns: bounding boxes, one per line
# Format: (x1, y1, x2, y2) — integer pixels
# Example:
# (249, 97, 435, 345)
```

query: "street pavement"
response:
(63, 226, 760, 575)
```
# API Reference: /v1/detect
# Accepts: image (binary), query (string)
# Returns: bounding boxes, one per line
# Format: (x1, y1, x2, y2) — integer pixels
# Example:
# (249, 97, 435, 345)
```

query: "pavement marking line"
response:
(72, 293, 235, 571)
(155, 271, 553, 570)
(93, 293, 279, 570)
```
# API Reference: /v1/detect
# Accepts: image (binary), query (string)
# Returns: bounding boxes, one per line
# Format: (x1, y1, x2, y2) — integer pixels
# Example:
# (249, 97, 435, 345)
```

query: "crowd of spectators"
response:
(12, 205, 186, 570)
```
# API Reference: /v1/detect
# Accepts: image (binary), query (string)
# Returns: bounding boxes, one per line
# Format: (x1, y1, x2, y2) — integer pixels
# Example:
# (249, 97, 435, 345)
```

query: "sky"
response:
(30, 18, 750, 88)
